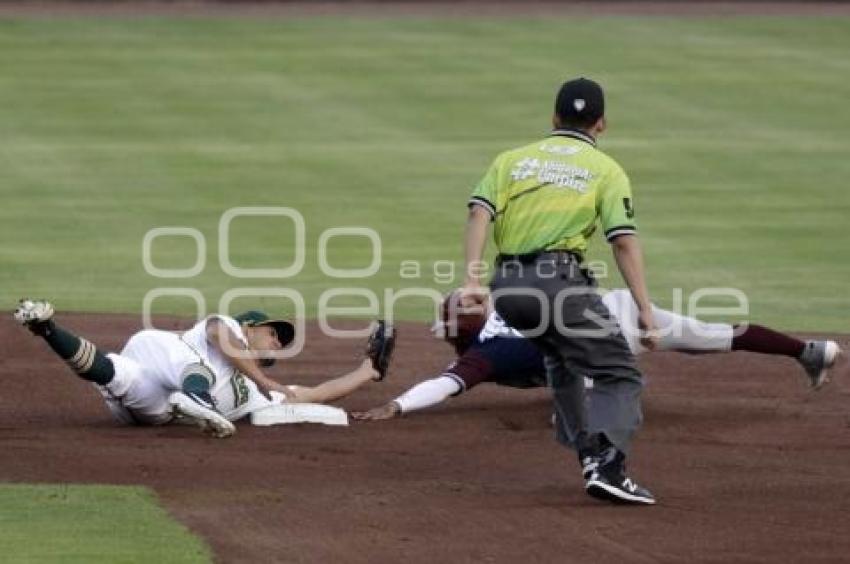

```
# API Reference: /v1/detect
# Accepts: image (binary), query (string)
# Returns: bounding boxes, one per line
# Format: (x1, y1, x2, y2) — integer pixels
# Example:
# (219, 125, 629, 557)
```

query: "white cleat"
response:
(13, 298, 55, 327)
(169, 391, 235, 439)
(798, 340, 841, 390)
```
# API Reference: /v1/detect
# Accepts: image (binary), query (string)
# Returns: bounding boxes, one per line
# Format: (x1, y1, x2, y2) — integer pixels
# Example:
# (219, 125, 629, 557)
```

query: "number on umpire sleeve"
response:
(623, 197, 635, 219)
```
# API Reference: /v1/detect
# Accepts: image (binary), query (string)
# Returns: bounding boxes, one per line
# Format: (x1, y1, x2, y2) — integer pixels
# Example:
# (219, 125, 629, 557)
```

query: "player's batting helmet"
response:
(234, 310, 296, 367)
(234, 310, 295, 347)
(432, 290, 487, 355)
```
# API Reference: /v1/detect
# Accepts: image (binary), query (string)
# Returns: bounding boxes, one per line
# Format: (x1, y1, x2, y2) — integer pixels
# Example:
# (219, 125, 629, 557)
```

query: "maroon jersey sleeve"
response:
(443, 348, 494, 393)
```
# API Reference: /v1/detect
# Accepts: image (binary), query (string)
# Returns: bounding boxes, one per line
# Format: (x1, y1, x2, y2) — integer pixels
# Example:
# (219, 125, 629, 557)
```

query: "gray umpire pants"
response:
(490, 253, 644, 456)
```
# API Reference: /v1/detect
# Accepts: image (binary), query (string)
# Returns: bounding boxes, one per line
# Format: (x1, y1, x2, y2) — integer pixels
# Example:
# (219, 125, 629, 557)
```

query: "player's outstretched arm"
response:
(206, 319, 292, 400)
(289, 359, 380, 405)
(351, 401, 402, 421)
(351, 375, 462, 421)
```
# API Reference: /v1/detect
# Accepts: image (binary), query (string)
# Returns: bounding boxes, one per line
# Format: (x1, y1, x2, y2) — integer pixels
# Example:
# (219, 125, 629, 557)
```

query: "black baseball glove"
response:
(366, 320, 396, 381)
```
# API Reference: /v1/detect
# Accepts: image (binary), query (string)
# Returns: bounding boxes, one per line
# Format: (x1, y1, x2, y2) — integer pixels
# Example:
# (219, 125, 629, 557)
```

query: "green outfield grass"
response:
(0, 484, 211, 563)
(0, 16, 848, 330)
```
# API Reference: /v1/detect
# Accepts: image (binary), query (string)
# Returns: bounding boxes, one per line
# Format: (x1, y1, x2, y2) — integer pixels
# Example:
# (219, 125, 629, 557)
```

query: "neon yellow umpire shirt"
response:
(469, 130, 636, 256)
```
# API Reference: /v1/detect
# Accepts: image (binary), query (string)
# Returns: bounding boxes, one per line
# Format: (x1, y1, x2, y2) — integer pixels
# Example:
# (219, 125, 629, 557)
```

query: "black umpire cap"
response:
(555, 77, 605, 128)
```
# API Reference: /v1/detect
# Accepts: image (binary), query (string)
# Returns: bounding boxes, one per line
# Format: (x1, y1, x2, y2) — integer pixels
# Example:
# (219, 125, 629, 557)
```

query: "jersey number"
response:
(623, 197, 635, 219)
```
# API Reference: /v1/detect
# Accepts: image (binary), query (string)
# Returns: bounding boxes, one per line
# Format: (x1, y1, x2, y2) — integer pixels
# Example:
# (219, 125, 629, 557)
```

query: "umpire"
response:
(462, 78, 657, 505)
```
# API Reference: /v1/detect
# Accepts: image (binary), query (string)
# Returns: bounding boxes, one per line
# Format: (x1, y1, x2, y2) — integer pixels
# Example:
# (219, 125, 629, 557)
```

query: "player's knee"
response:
(104, 353, 142, 397)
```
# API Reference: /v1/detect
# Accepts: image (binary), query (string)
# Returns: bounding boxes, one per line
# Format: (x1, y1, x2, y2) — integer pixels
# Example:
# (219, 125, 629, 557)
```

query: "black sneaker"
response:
(580, 455, 599, 480)
(366, 320, 396, 381)
(585, 449, 655, 505)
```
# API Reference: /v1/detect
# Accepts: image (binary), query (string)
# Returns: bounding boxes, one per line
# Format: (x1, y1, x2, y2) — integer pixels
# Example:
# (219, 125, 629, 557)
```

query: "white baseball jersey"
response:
(182, 315, 280, 421)
(102, 315, 276, 425)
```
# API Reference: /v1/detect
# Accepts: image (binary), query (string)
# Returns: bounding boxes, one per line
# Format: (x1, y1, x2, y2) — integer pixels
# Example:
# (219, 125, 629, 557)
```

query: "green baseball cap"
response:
(234, 310, 295, 347)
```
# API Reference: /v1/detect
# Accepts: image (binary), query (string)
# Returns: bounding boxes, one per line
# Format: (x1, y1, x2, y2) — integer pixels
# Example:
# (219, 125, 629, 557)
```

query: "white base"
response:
(250, 403, 349, 427)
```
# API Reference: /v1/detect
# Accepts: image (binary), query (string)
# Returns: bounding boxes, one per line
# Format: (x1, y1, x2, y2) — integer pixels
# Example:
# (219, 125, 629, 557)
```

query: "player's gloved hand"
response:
(637, 308, 659, 351)
(350, 401, 401, 422)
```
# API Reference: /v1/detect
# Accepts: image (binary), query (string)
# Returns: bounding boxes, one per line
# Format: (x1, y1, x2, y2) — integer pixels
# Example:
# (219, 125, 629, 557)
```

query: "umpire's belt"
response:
(496, 249, 583, 265)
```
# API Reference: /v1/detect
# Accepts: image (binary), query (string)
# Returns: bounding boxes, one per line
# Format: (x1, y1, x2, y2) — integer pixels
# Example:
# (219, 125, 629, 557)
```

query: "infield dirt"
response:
(1, 313, 849, 563)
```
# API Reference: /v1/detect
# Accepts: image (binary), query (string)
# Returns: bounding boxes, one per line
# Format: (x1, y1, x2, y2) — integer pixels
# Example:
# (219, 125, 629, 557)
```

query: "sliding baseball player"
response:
(14, 299, 395, 437)
(353, 289, 842, 421)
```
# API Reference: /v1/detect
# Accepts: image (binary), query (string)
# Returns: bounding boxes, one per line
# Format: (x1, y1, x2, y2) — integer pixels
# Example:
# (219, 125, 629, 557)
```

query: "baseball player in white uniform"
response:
(13, 299, 395, 438)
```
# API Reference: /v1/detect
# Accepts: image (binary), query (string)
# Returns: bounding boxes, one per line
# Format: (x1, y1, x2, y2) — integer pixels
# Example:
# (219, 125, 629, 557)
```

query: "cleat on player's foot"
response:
(581, 455, 599, 481)
(798, 340, 841, 390)
(169, 391, 235, 439)
(584, 448, 655, 505)
(13, 299, 54, 328)
(366, 320, 396, 382)
(586, 471, 656, 505)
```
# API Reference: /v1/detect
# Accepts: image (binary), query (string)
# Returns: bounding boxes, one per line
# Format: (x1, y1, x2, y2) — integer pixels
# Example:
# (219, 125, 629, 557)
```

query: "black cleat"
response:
(581, 455, 599, 480)
(585, 449, 655, 505)
(586, 472, 656, 505)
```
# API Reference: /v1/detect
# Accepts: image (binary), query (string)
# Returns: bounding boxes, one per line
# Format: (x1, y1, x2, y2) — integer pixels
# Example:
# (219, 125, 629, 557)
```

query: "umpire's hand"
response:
(637, 308, 659, 351)
(460, 282, 489, 309)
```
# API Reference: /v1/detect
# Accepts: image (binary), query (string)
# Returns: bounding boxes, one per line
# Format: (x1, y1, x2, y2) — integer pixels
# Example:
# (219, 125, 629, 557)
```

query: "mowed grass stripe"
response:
(0, 16, 847, 330)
